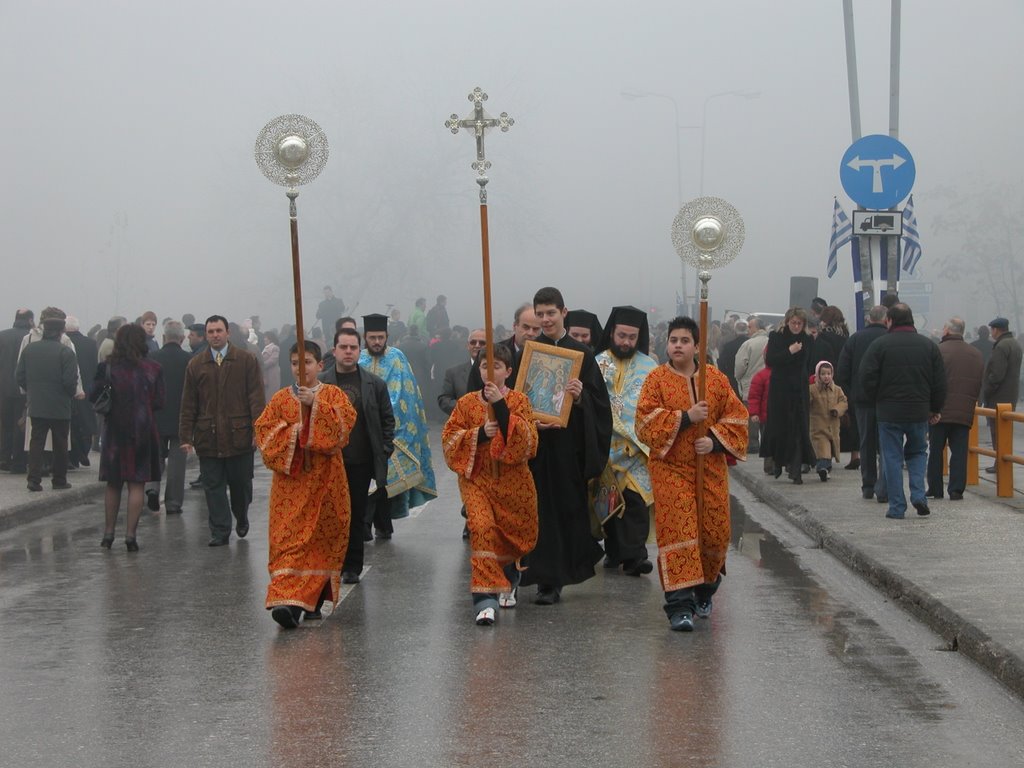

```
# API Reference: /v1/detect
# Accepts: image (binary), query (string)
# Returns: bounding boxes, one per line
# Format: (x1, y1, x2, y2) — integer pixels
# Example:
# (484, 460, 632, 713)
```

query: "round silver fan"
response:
(254, 114, 329, 188)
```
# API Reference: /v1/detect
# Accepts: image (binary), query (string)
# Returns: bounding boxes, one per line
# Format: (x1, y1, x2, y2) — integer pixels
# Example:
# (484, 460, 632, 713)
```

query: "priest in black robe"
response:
(521, 287, 612, 604)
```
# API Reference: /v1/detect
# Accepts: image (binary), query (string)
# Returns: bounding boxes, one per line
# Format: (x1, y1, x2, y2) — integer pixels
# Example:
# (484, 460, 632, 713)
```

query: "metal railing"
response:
(967, 403, 1024, 497)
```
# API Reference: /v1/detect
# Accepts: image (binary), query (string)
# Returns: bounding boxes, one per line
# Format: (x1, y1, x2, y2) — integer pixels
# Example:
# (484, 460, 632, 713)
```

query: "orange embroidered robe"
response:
(255, 384, 357, 612)
(442, 389, 539, 595)
(635, 364, 748, 592)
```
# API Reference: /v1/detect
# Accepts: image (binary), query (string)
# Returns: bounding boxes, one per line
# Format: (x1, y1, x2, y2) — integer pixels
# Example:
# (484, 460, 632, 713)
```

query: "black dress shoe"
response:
(624, 559, 654, 576)
(862, 489, 874, 500)
(79, 456, 90, 467)
(926, 491, 943, 499)
(52, 481, 72, 490)
(304, 608, 323, 620)
(949, 491, 964, 500)
(271, 605, 302, 629)
(236, 518, 250, 538)
(791, 474, 803, 485)
(165, 507, 183, 515)
(208, 537, 229, 547)
(534, 586, 561, 605)
(876, 496, 889, 504)
(773, 466, 783, 479)
(669, 611, 695, 632)
(341, 571, 361, 584)
(912, 501, 931, 516)
(146, 490, 160, 511)
(26, 481, 42, 492)
(189, 479, 204, 488)
(844, 459, 861, 470)
(374, 529, 392, 540)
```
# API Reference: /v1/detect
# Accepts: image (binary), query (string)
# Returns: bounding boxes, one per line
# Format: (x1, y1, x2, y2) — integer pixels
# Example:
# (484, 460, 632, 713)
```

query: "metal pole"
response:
(889, 0, 901, 139)
(843, 0, 862, 141)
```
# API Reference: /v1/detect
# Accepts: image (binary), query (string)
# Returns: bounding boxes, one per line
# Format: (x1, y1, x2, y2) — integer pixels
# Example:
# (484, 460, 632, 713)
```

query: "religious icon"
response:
(515, 341, 584, 427)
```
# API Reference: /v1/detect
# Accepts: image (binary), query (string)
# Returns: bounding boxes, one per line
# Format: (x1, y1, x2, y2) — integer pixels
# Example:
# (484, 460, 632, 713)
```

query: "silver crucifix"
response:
(445, 87, 514, 202)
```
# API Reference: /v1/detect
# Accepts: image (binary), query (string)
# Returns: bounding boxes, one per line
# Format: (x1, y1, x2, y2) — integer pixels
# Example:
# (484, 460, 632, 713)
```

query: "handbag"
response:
(92, 364, 113, 415)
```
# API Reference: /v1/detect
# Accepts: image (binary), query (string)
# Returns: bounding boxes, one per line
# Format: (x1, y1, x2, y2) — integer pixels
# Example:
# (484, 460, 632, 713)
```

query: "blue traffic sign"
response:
(839, 134, 915, 210)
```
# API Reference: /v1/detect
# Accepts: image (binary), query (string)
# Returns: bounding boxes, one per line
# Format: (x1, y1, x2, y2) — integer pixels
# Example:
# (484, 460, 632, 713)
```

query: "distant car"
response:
(724, 310, 785, 332)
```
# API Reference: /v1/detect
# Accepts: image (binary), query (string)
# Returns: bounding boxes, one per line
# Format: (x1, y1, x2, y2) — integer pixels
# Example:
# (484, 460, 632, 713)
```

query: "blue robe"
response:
(359, 347, 437, 514)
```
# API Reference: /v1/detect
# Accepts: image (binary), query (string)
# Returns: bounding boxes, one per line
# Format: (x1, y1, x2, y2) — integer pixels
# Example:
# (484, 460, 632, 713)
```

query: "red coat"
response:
(747, 366, 771, 422)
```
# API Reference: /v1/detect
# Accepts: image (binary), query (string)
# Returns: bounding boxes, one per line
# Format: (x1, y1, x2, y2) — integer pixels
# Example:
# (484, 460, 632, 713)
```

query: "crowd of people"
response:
(1, 286, 1020, 633)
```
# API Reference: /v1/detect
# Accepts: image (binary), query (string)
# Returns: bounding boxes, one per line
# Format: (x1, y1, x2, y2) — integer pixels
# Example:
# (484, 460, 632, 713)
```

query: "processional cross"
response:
(444, 87, 514, 378)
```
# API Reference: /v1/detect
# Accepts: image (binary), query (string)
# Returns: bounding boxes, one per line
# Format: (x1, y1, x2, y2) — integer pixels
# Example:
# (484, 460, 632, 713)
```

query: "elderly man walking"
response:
(927, 317, 983, 500)
(860, 304, 946, 519)
(179, 315, 265, 546)
(982, 317, 1023, 473)
(149, 321, 192, 514)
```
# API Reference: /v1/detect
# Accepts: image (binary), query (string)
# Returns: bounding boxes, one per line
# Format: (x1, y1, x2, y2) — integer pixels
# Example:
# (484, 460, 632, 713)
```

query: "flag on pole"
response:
(901, 194, 922, 275)
(828, 198, 853, 278)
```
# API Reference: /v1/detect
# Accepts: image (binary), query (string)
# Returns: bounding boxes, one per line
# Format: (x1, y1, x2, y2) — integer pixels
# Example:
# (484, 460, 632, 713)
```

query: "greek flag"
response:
(828, 198, 852, 278)
(901, 194, 922, 275)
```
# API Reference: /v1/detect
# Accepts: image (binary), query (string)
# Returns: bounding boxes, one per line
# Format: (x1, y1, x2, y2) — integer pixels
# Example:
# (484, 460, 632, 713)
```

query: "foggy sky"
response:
(2, 0, 1021, 333)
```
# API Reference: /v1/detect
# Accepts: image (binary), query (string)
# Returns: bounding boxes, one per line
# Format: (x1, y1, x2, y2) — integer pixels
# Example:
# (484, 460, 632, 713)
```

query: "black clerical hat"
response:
(363, 313, 388, 333)
(597, 305, 650, 355)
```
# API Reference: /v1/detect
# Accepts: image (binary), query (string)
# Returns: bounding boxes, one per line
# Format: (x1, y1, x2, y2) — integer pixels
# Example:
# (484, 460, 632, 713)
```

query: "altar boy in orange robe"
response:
(442, 344, 538, 626)
(255, 341, 357, 629)
(636, 316, 748, 633)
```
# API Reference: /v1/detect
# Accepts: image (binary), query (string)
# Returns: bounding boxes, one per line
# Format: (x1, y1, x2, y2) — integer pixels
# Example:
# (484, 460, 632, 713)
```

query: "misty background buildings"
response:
(1, 1, 1021, 333)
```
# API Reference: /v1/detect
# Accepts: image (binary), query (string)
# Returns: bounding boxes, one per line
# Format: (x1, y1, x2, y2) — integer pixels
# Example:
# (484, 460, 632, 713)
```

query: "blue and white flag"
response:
(828, 198, 853, 278)
(901, 194, 922, 275)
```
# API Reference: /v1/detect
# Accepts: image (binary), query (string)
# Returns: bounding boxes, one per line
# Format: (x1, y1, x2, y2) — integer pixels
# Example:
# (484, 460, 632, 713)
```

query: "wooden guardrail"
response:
(967, 403, 1024, 497)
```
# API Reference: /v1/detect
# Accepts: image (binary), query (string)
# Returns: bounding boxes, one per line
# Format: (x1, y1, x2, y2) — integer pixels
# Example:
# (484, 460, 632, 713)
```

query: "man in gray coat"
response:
(15, 307, 78, 492)
(927, 317, 984, 500)
(983, 316, 1023, 472)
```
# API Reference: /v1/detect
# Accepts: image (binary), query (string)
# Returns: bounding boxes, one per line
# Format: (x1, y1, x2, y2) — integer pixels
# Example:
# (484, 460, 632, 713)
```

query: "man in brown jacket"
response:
(180, 315, 265, 546)
(927, 317, 984, 500)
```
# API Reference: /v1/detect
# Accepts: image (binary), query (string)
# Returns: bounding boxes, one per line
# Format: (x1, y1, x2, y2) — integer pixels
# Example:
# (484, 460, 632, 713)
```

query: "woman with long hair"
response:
(90, 323, 165, 551)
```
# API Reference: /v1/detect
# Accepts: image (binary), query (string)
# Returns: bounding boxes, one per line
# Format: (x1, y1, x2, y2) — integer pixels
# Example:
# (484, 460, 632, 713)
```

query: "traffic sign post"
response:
(840, 134, 915, 210)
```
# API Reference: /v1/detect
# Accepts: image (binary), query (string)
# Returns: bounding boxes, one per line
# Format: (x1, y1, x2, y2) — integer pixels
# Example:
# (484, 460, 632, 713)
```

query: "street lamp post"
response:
(623, 88, 759, 317)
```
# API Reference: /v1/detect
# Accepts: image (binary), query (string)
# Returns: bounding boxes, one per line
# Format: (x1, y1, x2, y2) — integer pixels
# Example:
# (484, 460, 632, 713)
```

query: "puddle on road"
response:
(0, 523, 102, 568)
(729, 497, 954, 721)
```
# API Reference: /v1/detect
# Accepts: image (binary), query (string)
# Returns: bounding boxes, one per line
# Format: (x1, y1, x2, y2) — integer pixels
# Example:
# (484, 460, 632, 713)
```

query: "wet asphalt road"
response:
(1, 439, 1022, 768)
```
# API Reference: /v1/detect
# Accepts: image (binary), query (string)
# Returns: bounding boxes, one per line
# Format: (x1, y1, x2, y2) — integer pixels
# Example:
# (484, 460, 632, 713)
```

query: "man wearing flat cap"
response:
(983, 317, 1022, 473)
(15, 307, 79, 491)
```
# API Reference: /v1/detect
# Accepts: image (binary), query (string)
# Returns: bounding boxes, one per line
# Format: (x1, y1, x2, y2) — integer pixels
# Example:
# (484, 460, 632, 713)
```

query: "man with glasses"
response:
(438, 328, 487, 417)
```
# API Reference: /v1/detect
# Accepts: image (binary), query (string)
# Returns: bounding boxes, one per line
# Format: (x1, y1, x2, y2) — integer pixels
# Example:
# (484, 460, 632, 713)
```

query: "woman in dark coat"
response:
(816, 306, 859, 466)
(760, 307, 816, 483)
(90, 324, 165, 551)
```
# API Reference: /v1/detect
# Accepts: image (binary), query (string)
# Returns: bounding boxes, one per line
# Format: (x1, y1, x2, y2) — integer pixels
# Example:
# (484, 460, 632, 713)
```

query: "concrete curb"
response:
(733, 465, 1024, 701)
(0, 479, 106, 533)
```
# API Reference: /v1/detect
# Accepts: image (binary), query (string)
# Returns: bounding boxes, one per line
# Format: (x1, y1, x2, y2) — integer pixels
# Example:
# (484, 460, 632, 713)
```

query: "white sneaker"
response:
(498, 587, 518, 609)
(475, 607, 496, 626)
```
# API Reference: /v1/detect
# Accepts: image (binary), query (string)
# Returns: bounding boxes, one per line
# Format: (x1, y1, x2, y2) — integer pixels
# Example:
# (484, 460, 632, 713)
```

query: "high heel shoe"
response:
(125, 537, 139, 552)
(100, 534, 114, 549)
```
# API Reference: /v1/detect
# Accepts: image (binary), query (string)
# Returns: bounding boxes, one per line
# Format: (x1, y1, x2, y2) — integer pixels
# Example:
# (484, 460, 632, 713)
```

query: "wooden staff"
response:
(287, 190, 311, 470)
(695, 296, 709, 527)
(479, 202, 495, 390)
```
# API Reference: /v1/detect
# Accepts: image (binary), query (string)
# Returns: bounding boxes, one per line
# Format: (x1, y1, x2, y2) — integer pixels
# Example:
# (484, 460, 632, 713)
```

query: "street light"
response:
(700, 89, 761, 195)
(621, 88, 689, 314)
(622, 87, 760, 316)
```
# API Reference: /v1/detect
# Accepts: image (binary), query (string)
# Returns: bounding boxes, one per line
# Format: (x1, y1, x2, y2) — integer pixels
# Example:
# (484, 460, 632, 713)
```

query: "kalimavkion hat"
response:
(363, 313, 389, 333)
(988, 317, 1010, 330)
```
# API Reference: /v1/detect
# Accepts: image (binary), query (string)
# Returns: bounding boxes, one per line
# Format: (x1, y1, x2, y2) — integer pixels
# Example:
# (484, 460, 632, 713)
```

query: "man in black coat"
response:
(860, 303, 946, 520)
(65, 316, 98, 469)
(0, 309, 34, 472)
(837, 304, 889, 501)
(148, 321, 192, 513)
(320, 327, 395, 583)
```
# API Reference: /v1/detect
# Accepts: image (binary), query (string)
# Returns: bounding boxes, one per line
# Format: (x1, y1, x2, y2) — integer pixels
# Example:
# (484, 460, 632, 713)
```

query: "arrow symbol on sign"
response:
(846, 154, 907, 193)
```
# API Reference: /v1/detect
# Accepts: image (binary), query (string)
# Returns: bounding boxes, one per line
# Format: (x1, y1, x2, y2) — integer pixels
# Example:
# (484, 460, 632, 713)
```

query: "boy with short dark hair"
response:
(442, 344, 538, 625)
(255, 341, 357, 629)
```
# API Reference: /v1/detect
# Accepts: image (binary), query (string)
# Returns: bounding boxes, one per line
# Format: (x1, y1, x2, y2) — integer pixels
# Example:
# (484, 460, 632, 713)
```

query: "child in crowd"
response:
(748, 356, 772, 475)
(441, 344, 538, 626)
(808, 361, 848, 482)
(255, 341, 357, 629)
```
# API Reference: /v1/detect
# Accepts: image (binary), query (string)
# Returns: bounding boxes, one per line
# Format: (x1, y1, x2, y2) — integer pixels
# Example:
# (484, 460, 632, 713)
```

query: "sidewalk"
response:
(733, 451, 1024, 700)
(0, 455, 198, 531)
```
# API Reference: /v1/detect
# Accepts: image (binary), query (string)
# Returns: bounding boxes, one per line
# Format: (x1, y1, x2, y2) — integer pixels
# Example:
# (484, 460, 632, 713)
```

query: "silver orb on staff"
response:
(254, 113, 329, 389)
(444, 87, 514, 379)
(671, 196, 745, 523)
